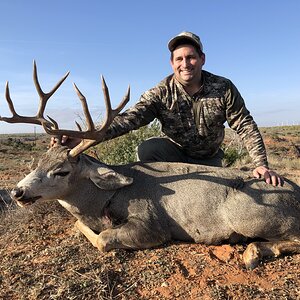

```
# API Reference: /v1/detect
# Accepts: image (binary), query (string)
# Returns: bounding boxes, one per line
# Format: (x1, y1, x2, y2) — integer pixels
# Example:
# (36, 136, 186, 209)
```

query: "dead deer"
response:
(1, 61, 300, 269)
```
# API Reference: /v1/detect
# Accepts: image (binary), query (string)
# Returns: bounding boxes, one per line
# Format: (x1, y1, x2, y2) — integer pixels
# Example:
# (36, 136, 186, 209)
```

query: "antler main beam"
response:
(33, 61, 70, 120)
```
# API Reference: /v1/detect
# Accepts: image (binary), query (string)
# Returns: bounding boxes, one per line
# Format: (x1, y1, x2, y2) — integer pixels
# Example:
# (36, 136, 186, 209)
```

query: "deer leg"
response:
(96, 219, 170, 252)
(96, 228, 135, 252)
(76, 219, 169, 252)
(243, 240, 300, 269)
(74, 220, 99, 248)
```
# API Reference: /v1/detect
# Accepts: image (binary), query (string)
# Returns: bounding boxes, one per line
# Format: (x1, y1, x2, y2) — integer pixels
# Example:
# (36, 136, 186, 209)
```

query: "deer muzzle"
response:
(10, 187, 41, 207)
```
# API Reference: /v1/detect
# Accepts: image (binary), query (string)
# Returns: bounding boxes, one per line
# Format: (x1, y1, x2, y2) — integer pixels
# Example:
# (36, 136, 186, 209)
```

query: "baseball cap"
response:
(168, 31, 203, 52)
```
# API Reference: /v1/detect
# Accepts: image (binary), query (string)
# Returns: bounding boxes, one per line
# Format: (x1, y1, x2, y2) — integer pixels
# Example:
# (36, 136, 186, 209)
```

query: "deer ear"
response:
(89, 166, 133, 190)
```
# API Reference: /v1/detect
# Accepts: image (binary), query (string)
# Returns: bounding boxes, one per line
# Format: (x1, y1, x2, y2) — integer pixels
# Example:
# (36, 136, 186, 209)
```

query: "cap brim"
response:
(168, 36, 200, 52)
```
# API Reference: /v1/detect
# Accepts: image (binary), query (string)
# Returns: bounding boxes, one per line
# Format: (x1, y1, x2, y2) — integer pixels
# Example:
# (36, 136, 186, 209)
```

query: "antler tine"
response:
(100, 75, 130, 130)
(44, 82, 99, 140)
(42, 82, 96, 140)
(0, 81, 45, 125)
(33, 60, 70, 119)
(117, 85, 130, 111)
(5, 81, 17, 116)
(73, 83, 95, 132)
(46, 115, 62, 145)
(101, 75, 112, 117)
(67, 78, 130, 157)
(75, 121, 83, 131)
(0, 61, 70, 130)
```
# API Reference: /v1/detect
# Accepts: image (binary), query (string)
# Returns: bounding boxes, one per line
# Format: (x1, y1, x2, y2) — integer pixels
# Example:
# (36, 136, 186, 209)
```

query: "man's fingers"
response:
(49, 137, 58, 147)
(264, 172, 271, 184)
(265, 171, 284, 187)
(61, 135, 68, 144)
(253, 166, 284, 187)
(252, 168, 261, 179)
(278, 176, 284, 186)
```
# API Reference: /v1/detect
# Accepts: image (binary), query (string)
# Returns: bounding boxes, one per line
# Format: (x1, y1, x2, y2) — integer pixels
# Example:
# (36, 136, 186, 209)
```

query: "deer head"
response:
(0, 61, 133, 207)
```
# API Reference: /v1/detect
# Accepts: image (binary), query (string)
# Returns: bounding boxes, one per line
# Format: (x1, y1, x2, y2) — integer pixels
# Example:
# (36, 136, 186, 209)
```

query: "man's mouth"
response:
(181, 70, 193, 75)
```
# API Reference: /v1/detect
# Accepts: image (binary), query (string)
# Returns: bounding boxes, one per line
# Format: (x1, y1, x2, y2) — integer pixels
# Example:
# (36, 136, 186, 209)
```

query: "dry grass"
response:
(0, 202, 131, 300)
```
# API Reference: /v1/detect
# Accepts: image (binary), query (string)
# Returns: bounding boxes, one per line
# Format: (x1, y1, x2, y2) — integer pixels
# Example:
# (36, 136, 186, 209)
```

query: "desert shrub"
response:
(222, 146, 248, 167)
(222, 130, 249, 167)
(91, 120, 161, 165)
(1, 137, 35, 151)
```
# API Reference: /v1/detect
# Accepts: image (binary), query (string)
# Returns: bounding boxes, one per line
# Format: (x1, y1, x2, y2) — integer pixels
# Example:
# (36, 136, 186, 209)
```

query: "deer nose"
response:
(11, 187, 25, 200)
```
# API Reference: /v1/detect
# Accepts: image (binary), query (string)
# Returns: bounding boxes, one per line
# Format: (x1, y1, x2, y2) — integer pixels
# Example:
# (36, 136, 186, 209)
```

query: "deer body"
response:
(12, 146, 300, 269)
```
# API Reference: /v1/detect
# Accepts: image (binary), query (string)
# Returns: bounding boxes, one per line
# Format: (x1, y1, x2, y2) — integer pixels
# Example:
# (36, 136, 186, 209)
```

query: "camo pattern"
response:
(104, 70, 268, 167)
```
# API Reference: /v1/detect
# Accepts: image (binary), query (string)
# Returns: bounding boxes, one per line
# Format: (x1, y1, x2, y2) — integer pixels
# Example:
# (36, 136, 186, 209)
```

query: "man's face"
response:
(170, 44, 205, 86)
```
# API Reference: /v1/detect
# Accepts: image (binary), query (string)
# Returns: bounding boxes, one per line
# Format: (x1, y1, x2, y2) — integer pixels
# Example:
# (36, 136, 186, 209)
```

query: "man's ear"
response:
(89, 166, 133, 190)
(201, 52, 206, 66)
(170, 56, 175, 69)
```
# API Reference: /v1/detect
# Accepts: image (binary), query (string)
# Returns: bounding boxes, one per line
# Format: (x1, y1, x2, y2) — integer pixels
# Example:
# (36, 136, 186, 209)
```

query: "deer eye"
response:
(54, 171, 70, 177)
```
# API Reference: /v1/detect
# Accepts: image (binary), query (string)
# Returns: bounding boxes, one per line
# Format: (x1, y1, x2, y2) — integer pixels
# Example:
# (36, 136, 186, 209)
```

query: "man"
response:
(61, 31, 282, 186)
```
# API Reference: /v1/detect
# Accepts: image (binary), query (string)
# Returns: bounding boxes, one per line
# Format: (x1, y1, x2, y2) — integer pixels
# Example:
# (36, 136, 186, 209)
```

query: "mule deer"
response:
(1, 62, 300, 269)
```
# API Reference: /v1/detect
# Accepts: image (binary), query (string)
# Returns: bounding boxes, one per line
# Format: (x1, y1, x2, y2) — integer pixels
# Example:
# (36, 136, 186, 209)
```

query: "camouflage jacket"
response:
(104, 70, 268, 167)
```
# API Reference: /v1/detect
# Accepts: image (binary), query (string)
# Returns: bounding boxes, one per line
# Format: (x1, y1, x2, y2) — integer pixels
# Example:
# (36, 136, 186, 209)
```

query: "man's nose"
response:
(182, 58, 190, 67)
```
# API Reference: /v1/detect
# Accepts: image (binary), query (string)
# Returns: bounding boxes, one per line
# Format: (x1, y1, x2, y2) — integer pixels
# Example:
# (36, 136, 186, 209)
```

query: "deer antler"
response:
(0, 61, 70, 141)
(0, 62, 130, 156)
(43, 76, 130, 157)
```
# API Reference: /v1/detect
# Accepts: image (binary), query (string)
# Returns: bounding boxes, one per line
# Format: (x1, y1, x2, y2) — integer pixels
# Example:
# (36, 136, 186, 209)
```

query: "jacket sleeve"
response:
(225, 81, 268, 167)
(100, 88, 161, 142)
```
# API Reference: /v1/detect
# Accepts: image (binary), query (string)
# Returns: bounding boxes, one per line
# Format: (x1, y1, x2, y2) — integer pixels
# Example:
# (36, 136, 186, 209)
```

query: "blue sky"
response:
(0, 0, 299, 133)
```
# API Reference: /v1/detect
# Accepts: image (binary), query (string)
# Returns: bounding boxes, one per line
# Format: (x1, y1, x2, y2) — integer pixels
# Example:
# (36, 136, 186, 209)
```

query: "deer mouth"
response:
(16, 196, 42, 207)
(11, 188, 42, 207)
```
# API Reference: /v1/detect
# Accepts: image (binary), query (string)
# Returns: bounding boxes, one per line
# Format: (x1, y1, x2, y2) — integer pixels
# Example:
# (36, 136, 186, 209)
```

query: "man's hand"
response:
(50, 136, 81, 149)
(253, 166, 284, 186)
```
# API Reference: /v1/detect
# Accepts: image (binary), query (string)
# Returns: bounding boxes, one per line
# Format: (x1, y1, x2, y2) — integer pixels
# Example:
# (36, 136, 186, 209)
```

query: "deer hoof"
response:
(97, 230, 116, 252)
(243, 243, 262, 269)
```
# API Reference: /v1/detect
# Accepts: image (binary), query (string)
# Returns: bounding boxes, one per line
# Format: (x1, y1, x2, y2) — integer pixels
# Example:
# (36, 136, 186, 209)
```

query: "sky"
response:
(0, 0, 299, 134)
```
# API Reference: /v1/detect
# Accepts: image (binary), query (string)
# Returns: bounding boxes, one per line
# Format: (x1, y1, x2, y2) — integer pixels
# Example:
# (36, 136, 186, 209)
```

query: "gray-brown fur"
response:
(10, 146, 300, 269)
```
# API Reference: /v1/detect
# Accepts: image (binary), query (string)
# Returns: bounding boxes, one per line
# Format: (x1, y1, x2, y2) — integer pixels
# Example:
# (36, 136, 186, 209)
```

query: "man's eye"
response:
(54, 171, 70, 177)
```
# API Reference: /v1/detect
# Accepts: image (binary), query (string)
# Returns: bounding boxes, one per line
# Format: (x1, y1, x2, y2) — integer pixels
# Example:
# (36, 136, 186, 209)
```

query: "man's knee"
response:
(137, 137, 184, 162)
(137, 138, 163, 162)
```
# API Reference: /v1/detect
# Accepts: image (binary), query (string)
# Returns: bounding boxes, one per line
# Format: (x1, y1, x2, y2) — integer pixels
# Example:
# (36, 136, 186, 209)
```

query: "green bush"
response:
(222, 130, 249, 167)
(222, 146, 248, 167)
(91, 120, 161, 165)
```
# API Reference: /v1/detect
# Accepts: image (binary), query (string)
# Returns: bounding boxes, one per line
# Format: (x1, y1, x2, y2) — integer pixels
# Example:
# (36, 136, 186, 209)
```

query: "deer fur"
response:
(10, 145, 300, 269)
